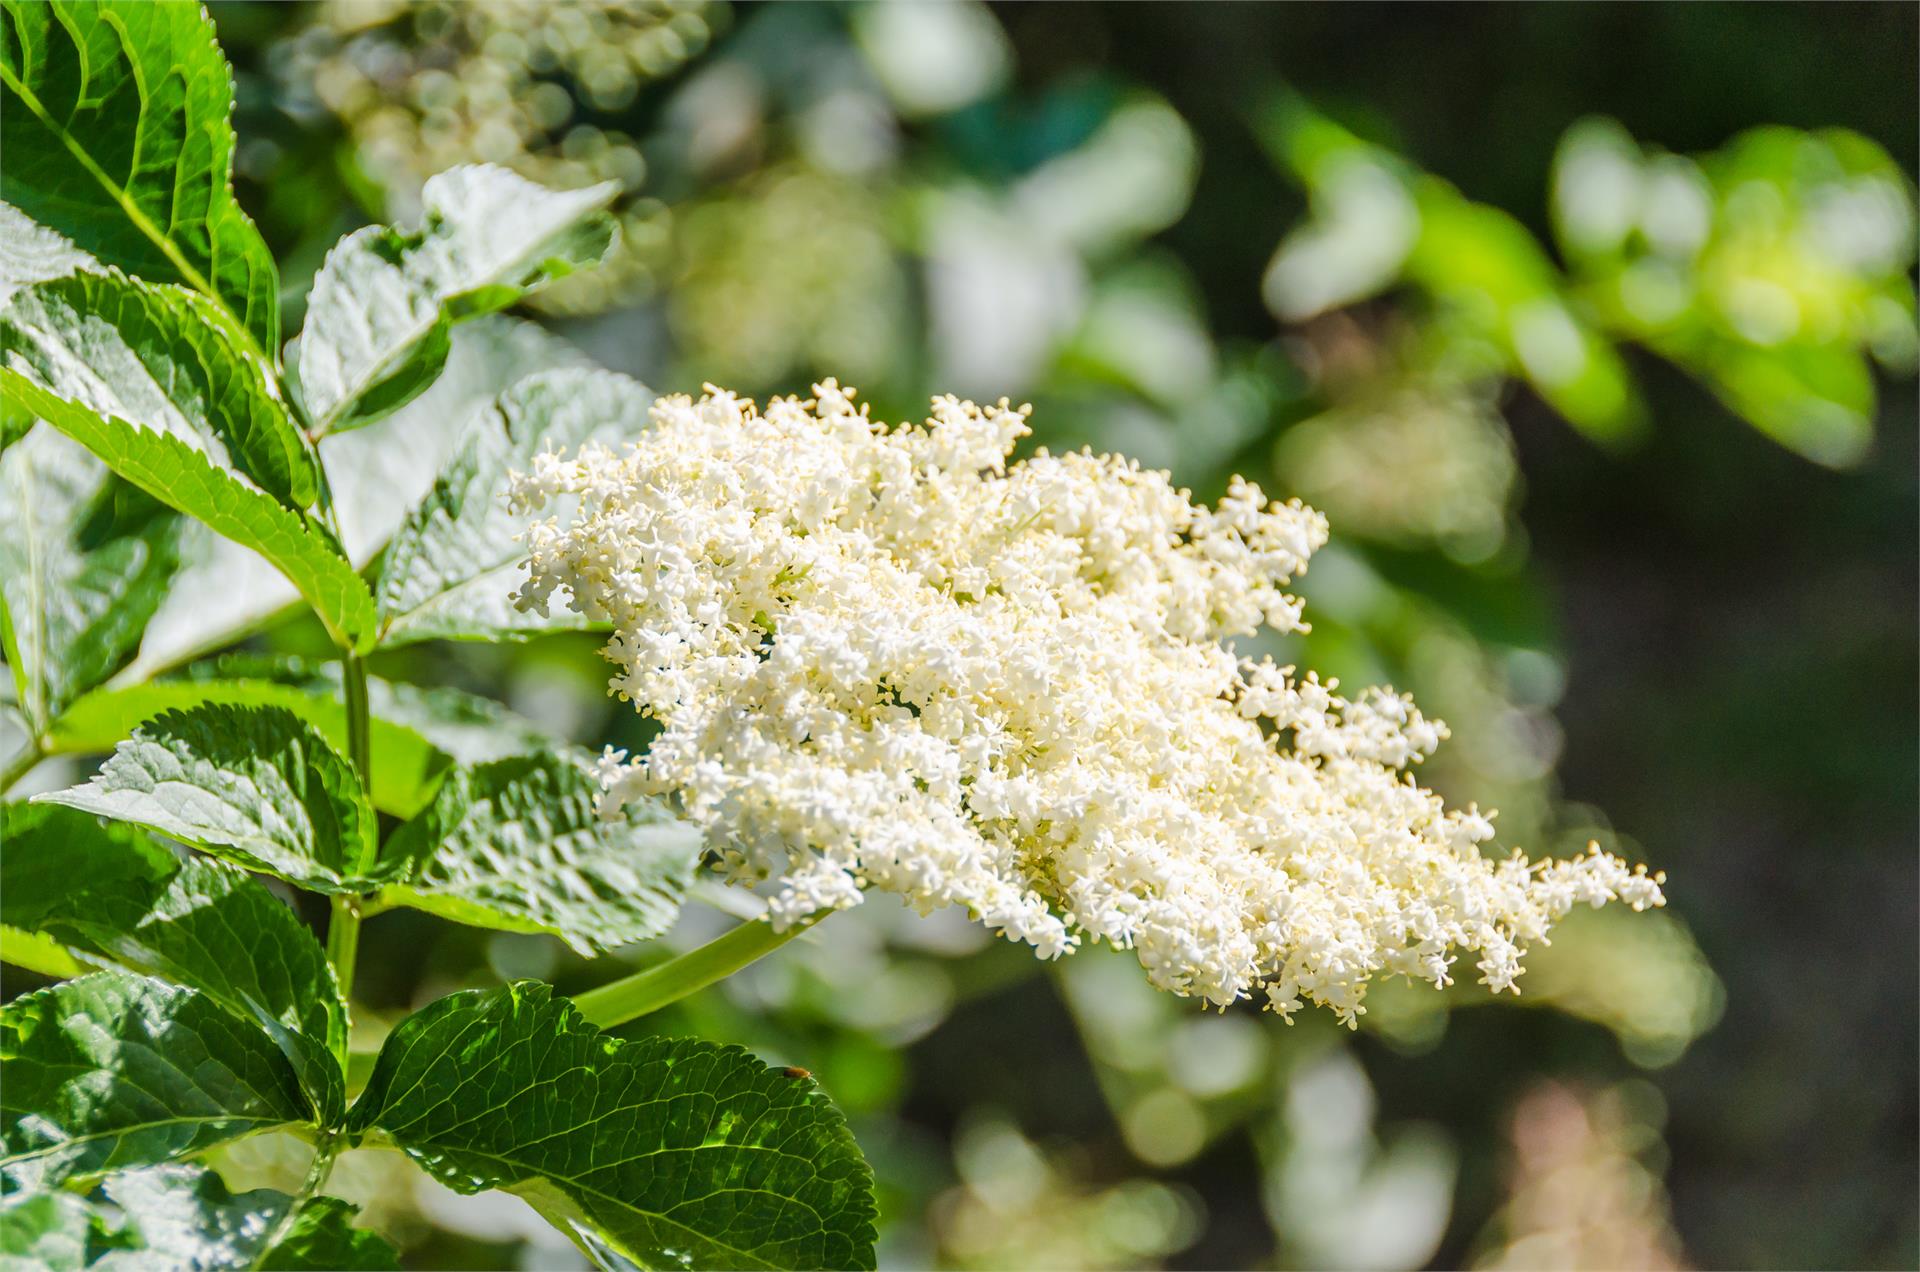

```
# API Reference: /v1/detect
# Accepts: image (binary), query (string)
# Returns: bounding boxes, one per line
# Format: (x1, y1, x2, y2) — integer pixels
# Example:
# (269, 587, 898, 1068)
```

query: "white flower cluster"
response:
(511, 382, 1665, 1021)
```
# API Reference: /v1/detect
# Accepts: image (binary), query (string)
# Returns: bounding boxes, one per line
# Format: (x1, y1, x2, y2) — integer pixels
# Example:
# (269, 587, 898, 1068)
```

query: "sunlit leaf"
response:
(383, 751, 700, 954)
(34, 705, 384, 895)
(296, 166, 617, 436)
(0, 972, 307, 1189)
(349, 982, 878, 1271)
(0, 0, 279, 353)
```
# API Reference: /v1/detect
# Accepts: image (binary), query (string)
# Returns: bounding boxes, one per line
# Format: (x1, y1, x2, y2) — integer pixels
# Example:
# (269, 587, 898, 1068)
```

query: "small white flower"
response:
(512, 382, 1666, 1022)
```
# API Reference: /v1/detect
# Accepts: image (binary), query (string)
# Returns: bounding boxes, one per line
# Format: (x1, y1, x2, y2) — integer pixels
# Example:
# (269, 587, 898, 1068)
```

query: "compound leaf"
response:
(33, 705, 383, 895)
(383, 751, 700, 954)
(0, 0, 279, 354)
(349, 982, 877, 1271)
(377, 368, 649, 646)
(297, 166, 617, 436)
(0, 972, 307, 1190)
(0, 425, 180, 739)
(49, 678, 454, 819)
(1, 802, 346, 1124)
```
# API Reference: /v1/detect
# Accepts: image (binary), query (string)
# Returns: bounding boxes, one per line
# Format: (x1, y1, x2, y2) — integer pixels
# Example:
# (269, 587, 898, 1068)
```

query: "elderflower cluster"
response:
(511, 382, 1664, 1021)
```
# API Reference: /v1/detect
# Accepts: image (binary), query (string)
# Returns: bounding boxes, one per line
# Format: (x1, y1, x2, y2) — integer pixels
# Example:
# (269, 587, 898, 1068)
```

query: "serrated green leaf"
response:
(129, 316, 589, 677)
(48, 679, 453, 819)
(383, 751, 699, 954)
(100, 1165, 398, 1272)
(0, 201, 96, 301)
(1, 803, 346, 1124)
(0, 0, 279, 355)
(0, 1187, 135, 1269)
(0, 972, 309, 1189)
(33, 705, 383, 895)
(360, 675, 557, 766)
(0, 370, 375, 653)
(1, 268, 316, 510)
(0, 426, 180, 740)
(349, 982, 877, 1271)
(377, 367, 650, 646)
(0, 925, 85, 979)
(297, 166, 617, 436)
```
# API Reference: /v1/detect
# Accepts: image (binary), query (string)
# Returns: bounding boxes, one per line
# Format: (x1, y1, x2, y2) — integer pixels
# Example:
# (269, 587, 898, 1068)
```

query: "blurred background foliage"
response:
(13, 2, 1912, 1267)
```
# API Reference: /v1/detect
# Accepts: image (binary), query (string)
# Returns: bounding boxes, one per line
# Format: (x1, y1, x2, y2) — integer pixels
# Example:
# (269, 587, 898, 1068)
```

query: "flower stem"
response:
(572, 911, 826, 1030)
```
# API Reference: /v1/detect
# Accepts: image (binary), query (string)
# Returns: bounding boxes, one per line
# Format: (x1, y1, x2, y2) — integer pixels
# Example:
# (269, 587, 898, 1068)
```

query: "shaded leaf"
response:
(0, 426, 180, 739)
(0, 0, 279, 353)
(0, 972, 307, 1189)
(297, 166, 616, 436)
(50, 679, 453, 819)
(349, 982, 877, 1271)
(1, 802, 345, 1123)
(377, 368, 650, 645)
(33, 705, 383, 894)
(384, 751, 700, 954)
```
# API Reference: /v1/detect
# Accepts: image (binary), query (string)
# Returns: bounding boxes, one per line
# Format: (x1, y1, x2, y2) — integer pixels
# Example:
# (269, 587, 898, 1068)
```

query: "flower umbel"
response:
(511, 382, 1664, 1021)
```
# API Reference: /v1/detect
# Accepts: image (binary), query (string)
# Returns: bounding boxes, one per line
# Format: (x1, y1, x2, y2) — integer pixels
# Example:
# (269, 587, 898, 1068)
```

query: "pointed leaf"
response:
(1, 802, 346, 1124)
(128, 316, 588, 676)
(383, 751, 699, 954)
(0, 0, 279, 353)
(0, 972, 308, 1189)
(0, 276, 374, 649)
(377, 368, 650, 645)
(32, 705, 382, 895)
(297, 166, 616, 435)
(1, 269, 317, 509)
(349, 982, 877, 1271)
(0, 426, 180, 739)
(48, 679, 453, 819)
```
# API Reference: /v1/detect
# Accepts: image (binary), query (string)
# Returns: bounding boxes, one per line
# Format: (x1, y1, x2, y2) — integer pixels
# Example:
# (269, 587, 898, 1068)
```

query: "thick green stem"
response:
(325, 895, 363, 1010)
(573, 912, 826, 1030)
(325, 652, 377, 1051)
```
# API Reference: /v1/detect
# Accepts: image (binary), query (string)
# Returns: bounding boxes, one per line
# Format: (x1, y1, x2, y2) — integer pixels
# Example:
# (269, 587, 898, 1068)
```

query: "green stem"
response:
(0, 742, 43, 794)
(325, 652, 376, 1055)
(256, 1129, 343, 1257)
(573, 912, 826, 1030)
(325, 895, 362, 1017)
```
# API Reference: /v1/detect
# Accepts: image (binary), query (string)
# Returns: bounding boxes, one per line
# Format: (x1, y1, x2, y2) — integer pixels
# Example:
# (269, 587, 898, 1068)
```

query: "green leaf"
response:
(349, 982, 877, 1271)
(0, 1187, 133, 1268)
(253, 1195, 399, 1271)
(1, 270, 316, 508)
(0, 972, 308, 1189)
(0, 0, 280, 354)
(296, 166, 617, 436)
(0, 426, 180, 739)
(1, 802, 346, 1124)
(106, 1165, 398, 1271)
(377, 368, 649, 646)
(383, 751, 699, 954)
(0, 278, 375, 650)
(32, 705, 383, 895)
(48, 679, 454, 819)
(0, 1164, 401, 1271)
(126, 316, 589, 677)
(0, 925, 85, 979)
(0, 201, 97, 300)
